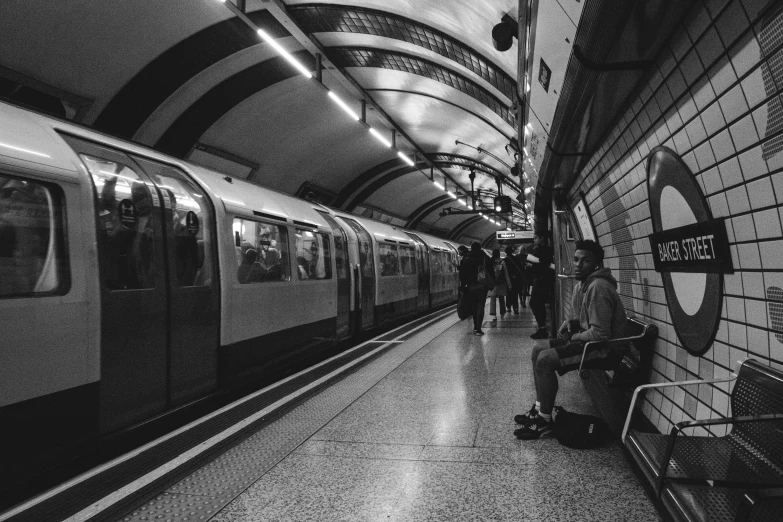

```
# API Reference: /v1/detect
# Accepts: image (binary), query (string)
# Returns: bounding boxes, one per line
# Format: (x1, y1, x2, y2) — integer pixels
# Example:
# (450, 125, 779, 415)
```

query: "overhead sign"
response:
(539, 58, 551, 92)
(649, 219, 733, 274)
(496, 230, 535, 240)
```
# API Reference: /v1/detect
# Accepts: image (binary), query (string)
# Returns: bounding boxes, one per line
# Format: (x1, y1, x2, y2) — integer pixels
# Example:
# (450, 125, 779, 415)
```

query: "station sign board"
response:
(648, 218, 733, 274)
(496, 230, 535, 240)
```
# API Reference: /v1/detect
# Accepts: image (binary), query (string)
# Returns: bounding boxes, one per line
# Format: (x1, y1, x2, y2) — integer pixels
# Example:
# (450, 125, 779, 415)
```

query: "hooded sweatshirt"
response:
(569, 267, 628, 344)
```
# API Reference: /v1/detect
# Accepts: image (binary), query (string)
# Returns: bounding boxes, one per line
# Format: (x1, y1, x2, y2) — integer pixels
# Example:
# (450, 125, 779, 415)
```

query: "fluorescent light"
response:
(328, 91, 360, 120)
(369, 128, 392, 147)
(257, 29, 312, 79)
(447, 191, 457, 199)
(0, 142, 50, 158)
(433, 181, 445, 190)
(397, 151, 415, 166)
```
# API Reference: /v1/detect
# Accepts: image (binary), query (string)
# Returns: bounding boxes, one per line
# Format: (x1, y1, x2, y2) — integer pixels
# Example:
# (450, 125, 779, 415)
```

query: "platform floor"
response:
(120, 304, 660, 522)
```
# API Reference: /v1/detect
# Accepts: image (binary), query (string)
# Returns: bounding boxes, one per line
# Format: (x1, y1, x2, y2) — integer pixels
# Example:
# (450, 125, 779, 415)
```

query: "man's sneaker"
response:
(474, 330, 485, 336)
(513, 405, 538, 424)
(530, 328, 549, 339)
(514, 416, 553, 440)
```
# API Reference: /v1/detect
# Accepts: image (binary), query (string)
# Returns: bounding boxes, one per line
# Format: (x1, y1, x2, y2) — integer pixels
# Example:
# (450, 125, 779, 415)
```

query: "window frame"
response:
(232, 216, 292, 284)
(0, 171, 71, 299)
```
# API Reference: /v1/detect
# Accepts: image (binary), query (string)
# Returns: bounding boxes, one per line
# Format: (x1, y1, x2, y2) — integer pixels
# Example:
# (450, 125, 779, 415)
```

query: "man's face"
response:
(260, 235, 270, 250)
(310, 244, 318, 257)
(573, 249, 599, 281)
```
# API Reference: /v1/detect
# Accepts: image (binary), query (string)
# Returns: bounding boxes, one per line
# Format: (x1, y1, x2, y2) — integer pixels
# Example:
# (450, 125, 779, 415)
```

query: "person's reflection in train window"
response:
(257, 229, 281, 276)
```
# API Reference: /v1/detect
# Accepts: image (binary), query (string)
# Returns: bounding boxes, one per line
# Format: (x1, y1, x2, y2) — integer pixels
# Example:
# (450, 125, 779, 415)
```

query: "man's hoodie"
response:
(569, 267, 628, 343)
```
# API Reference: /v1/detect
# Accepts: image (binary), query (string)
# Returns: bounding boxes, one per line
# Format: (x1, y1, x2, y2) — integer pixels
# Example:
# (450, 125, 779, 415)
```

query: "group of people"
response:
(458, 238, 629, 441)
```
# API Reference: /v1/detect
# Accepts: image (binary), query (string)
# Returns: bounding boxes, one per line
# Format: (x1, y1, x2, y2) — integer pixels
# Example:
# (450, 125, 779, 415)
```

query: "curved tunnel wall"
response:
(564, 0, 783, 436)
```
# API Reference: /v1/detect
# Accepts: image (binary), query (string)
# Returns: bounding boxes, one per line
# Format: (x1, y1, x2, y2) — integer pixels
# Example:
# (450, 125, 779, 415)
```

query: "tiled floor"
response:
(209, 305, 660, 521)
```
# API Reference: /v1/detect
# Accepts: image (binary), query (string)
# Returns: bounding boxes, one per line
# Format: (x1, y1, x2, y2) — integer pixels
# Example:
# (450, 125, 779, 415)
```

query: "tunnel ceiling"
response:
(0, 0, 588, 244)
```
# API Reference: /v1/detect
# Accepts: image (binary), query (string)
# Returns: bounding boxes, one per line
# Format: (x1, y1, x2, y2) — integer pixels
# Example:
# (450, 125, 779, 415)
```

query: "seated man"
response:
(514, 239, 628, 440)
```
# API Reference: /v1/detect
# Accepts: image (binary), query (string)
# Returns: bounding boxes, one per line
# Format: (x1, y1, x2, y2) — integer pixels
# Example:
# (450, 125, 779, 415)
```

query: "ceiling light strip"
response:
(216, 0, 493, 230)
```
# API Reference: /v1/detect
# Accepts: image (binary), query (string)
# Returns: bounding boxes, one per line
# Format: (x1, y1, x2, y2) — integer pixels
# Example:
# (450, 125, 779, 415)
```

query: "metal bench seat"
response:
(622, 359, 783, 521)
(661, 484, 783, 522)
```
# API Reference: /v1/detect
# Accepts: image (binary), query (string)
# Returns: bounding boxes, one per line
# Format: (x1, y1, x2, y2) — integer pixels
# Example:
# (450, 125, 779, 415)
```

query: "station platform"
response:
(8, 305, 660, 522)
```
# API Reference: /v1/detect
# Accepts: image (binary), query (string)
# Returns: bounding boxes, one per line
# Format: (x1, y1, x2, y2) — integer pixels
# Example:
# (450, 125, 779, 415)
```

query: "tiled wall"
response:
(565, 0, 783, 436)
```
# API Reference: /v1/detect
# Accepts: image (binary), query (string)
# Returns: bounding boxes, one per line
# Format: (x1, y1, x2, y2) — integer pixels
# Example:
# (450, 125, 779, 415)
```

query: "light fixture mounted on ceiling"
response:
(492, 14, 519, 52)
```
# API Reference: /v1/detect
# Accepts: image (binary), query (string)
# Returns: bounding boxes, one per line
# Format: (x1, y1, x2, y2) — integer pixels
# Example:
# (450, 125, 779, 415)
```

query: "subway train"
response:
(0, 101, 462, 484)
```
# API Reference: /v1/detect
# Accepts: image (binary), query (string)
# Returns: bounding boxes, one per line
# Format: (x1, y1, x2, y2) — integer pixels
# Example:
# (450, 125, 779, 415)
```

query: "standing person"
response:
(459, 242, 494, 335)
(504, 245, 525, 314)
(489, 249, 511, 321)
(514, 240, 628, 439)
(528, 236, 554, 339)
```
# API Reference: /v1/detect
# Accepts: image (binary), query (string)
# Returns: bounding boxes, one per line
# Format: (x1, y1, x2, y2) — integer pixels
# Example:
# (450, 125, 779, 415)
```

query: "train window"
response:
(233, 218, 290, 283)
(131, 157, 214, 287)
(379, 243, 399, 276)
(295, 229, 332, 280)
(0, 174, 69, 297)
(81, 154, 158, 290)
(399, 245, 416, 275)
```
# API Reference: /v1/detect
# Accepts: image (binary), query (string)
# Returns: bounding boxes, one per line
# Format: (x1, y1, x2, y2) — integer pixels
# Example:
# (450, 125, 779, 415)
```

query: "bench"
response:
(621, 358, 783, 522)
(577, 316, 659, 381)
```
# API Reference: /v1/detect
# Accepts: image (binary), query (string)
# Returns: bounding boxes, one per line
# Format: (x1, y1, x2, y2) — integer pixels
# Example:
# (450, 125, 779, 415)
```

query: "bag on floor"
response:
(553, 407, 608, 449)
(457, 291, 472, 320)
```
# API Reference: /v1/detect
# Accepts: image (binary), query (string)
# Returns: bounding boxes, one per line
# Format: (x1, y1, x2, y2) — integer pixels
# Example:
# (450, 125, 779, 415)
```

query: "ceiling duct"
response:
(532, 0, 698, 236)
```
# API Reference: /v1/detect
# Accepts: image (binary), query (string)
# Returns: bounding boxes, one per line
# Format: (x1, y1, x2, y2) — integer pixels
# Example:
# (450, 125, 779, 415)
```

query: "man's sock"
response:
(538, 412, 552, 422)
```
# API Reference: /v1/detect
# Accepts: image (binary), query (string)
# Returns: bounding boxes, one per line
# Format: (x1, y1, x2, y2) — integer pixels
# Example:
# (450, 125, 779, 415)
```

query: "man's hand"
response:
(557, 321, 570, 339)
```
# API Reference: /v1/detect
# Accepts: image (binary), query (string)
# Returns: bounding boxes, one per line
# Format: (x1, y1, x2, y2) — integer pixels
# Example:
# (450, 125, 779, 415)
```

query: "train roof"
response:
(330, 211, 412, 245)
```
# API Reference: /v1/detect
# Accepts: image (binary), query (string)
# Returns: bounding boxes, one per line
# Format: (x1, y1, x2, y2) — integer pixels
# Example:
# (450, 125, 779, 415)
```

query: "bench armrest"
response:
(621, 374, 739, 443)
(577, 322, 658, 377)
(676, 412, 783, 430)
(655, 413, 783, 495)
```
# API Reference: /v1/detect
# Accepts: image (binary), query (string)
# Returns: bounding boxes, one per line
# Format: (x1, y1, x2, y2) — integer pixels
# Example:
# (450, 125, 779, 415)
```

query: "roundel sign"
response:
(647, 146, 733, 355)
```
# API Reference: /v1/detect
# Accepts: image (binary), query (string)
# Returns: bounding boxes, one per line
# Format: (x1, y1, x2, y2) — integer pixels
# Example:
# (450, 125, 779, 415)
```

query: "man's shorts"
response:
(548, 338, 624, 376)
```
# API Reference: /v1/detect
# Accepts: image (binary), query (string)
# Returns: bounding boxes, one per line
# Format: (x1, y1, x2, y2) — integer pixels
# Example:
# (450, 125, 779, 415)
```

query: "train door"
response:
(132, 157, 220, 405)
(405, 232, 430, 310)
(62, 137, 219, 433)
(316, 211, 351, 339)
(341, 217, 375, 330)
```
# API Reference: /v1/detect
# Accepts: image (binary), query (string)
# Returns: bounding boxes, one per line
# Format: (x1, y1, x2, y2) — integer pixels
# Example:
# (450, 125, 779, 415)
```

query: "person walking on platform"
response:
(489, 249, 511, 320)
(504, 245, 525, 314)
(459, 242, 494, 336)
(527, 236, 554, 339)
(514, 240, 628, 440)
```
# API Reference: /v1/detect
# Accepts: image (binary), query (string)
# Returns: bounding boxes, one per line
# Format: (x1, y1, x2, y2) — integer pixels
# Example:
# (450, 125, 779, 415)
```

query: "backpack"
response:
(553, 407, 609, 449)
(476, 262, 495, 290)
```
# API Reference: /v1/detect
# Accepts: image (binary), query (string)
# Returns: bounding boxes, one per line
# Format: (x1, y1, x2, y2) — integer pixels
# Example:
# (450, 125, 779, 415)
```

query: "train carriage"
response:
(0, 101, 459, 490)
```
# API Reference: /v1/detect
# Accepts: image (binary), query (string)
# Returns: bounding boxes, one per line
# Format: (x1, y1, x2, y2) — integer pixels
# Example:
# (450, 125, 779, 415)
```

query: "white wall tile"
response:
(718, 83, 749, 124)
(710, 129, 735, 163)
(738, 145, 767, 180)
(746, 298, 769, 328)
(718, 156, 743, 187)
(741, 271, 765, 298)
(729, 113, 760, 152)
(736, 242, 761, 268)
(726, 185, 751, 214)
(759, 240, 783, 269)
(747, 177, 777, 210)
(740, 66, 768, 109)
(731, 214, 756, 242)
(728, 31, 761, 78)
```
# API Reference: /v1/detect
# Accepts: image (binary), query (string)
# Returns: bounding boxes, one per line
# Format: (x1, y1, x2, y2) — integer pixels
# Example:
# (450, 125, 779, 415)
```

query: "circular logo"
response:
(647, 146, 722, 355)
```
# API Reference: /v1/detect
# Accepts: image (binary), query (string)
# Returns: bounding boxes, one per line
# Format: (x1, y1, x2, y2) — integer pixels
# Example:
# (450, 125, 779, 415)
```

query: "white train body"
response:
(0, 102, 462, 479)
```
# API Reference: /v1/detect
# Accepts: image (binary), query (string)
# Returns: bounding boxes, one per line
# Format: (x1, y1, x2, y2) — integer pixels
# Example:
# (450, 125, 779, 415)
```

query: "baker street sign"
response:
(648, 218, 734, 274)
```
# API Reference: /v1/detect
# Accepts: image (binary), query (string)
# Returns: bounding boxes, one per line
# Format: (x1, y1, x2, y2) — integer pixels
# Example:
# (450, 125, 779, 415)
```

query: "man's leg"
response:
(534, 349, 560, 415)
